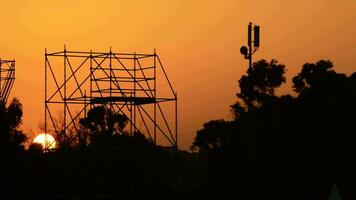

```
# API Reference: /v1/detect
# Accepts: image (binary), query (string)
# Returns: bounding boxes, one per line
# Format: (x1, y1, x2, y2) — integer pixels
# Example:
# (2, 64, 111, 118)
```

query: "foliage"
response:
(0, 98, 26, 153)
(238, 59, 286, 108)
(191, 120, 240, 153)
(79, 106, 152, 147)
(192, 59, 356, 199)
(79, 106, 128, 136)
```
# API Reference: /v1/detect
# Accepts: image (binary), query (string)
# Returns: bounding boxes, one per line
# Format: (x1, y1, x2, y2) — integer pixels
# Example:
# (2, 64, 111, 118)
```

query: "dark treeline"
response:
(0, 59, 355, 199)
(192, 59, 356, 199)
(0, 99, 204, 199)
(0, 102, 183, 199)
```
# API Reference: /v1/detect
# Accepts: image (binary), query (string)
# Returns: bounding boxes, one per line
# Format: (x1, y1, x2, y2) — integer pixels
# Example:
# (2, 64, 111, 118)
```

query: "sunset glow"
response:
(0, 1, 355, 199)
(1, 0, 355, 149)
(33, 134, 57, 150)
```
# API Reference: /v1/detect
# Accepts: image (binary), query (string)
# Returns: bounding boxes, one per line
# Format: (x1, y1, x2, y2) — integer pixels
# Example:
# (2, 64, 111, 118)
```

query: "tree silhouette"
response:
(193, 59, 286, 153)
(0, 98, 26, 154)
(291, 60, 356, 199)
(192, 120, 239, 153)
(192, 59, 356, 199)
(28, 142, 43, 154)
(238, 59, 286, 108)
(293, 60, 337, 93)
(80, 106, 128, 135)
(79, 106, 151, 147)
(0, 98, 28, 199)
(191, 59, 287, 199)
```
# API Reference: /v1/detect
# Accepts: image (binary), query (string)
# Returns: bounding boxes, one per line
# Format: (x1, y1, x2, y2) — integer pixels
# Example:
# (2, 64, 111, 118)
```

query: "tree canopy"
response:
(79, 106, 152, 147)
(192, 59, 356, 199)
(0, 98, 26, 154)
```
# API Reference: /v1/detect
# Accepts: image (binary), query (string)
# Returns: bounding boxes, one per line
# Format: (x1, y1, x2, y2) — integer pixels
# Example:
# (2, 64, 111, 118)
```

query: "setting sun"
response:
(33, 133, 57, 150)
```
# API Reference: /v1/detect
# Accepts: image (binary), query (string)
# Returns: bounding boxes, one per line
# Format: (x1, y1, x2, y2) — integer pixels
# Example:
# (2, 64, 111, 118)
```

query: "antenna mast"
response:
(240, 22, 261, 200)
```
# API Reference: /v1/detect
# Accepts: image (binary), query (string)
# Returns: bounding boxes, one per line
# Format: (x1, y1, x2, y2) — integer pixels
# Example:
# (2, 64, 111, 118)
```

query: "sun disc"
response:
(33, 133, 57, 149)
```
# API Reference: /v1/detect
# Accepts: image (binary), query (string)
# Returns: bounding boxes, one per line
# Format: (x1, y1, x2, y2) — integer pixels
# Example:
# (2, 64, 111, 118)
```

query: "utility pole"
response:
(240, 22, 260, 200)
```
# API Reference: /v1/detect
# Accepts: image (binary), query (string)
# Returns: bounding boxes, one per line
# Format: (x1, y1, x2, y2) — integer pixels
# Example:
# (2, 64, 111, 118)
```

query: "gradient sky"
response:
(0, 0, 355, 149)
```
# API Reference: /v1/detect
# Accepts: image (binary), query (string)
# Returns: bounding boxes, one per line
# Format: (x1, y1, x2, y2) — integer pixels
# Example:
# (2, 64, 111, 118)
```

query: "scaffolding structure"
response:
(45, 47, 178, 148)
(0, 59, 15, 104)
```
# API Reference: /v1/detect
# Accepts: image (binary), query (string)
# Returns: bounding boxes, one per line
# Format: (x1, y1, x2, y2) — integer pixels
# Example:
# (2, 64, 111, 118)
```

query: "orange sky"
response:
(0, 0, 355, 149)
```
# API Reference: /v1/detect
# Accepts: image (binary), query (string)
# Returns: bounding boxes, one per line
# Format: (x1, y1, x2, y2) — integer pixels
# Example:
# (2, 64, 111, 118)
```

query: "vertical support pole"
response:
(13, 60, 15, 99)
(241, 23, 260, 200)
(63, 45, 67, 145)
(247, 22, 253, 200)
(0, 59, 2, 99)
(153, 49, 157, 145)
(84, 90, 87, 145)
(174, 92, 179, 200)
(84, 90, 87, 119)
(109, 47, 113, 110)
(44, 49, 47, 137)
(130, 92, 133, 135)
(130, 53, 134, 136)
(90, 50, 93, 111)
(133, 52, 137, 134)
(248, 44, 253, 200)
(175, 92, 178, 149)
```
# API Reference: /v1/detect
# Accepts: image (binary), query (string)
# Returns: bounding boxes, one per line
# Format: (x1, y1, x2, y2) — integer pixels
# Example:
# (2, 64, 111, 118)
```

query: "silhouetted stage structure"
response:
(0, 59, 15, 104)
(44, 47, 178, 148)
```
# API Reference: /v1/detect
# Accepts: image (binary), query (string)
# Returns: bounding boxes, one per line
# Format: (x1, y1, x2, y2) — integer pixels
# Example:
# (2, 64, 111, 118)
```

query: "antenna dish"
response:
(240, 46, 248, 56)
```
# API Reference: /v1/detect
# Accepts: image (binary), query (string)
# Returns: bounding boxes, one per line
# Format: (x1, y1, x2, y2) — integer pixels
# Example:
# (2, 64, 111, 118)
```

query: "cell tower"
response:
(240, 22, 260, 200)
(44, 47, 178, 148)
(0, 59, 15, 104)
